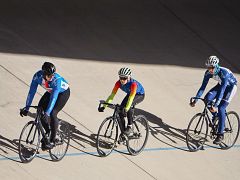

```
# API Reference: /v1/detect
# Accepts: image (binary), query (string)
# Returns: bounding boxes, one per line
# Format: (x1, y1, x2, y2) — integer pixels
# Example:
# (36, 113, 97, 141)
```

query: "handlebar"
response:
(20, 106, 44, 114)
(98, 100, 121, 110)
(190, 97, 214, 107)
(20, 106, 44, 118)
(190, 97, 204, 103)
(21, 106, 39, 111)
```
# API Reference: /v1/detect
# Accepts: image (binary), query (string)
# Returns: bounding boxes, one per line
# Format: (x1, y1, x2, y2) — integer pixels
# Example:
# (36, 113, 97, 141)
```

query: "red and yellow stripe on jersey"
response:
(125, 82, 137, 110)
(105, 80, 138, 111)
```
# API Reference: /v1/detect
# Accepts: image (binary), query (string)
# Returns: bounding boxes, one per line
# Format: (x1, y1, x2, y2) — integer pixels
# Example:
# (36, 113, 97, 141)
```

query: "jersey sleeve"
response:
(215, 72, 229, 107)
(26, 72, 39, 110)
(104, 81, 120, 107)
(125, 82, 137, 111)
(195, 71, 210, 99)
(45, 79, 61, 115)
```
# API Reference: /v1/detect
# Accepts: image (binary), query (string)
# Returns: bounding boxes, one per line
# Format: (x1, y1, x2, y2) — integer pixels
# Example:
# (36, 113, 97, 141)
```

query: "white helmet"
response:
(205, 55, 219, 67)
(118, 67, 132, 77)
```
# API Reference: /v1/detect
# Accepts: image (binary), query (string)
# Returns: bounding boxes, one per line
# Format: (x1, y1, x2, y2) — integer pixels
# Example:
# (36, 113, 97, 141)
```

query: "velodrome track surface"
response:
(0, 0, 240, 179)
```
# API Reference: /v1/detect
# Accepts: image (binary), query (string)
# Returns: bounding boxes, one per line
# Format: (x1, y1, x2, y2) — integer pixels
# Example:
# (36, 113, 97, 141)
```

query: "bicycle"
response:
(96, 100, 149, 157)
(186, 97, 240, 152)
(18, 106, 70, 163)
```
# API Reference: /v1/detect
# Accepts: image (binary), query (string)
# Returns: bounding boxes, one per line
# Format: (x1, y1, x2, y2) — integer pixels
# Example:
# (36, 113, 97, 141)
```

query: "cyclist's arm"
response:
(25, 72, 39, 110)
(125, 82, 137, 111)
(195, 71, 210, 100)
(104, 81, 120, 108)
(215, 73, 229, 107)
(45, 80, 61, 115)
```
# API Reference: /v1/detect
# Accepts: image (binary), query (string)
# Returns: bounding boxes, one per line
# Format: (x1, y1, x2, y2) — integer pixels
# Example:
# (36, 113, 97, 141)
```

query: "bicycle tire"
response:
(96, 117, 118, 157)
(49, 121, 71, 161)
(127, 115, 149, 156)
(19, 121, 40, 163)
(220, 111, 240, 150)
(186, 113, 208, 152)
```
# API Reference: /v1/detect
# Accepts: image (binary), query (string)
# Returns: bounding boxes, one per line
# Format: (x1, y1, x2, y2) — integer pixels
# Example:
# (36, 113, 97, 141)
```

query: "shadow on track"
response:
(0, 135, 21, 162)
(28, 112, 99, 156)
(135, 109, 189, 151)
(68, 123, 99, 157)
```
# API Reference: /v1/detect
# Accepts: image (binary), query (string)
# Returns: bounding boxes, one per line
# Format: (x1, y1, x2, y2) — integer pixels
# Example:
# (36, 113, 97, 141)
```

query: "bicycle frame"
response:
(23, 106, 49, 144)
(99, 101, 125, 134)
(190, 97, 231, 136)
(191, 97, 215, 125)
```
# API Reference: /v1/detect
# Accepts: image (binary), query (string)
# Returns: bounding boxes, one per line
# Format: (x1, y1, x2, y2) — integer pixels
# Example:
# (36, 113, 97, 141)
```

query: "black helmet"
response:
(42, 62, 56, 76)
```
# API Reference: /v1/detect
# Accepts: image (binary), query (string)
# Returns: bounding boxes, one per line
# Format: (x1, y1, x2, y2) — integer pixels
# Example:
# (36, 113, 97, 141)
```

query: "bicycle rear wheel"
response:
(19, 121, 40, 163)
(220, 111, 240, 150)
(186, 113, 208, 152)
(49, 121, 71, 161)
(96, 117, 118, 157)
(127, 115, 149, 156)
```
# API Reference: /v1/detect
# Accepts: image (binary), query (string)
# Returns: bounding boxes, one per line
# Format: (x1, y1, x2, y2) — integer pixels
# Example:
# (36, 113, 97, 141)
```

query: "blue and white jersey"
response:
(26, 70, 69, 115)
(196, 67, 237, 106)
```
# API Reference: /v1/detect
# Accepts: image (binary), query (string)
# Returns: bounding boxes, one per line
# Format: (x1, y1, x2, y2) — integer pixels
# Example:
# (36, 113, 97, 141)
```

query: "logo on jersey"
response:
(61, 81, 69, 90)
(41, 79, 52, 92)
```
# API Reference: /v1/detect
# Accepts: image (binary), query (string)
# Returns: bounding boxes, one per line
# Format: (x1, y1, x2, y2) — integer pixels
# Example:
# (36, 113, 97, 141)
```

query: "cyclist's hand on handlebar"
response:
(98, 106, 105, 112)
(20, 109, 28, 117)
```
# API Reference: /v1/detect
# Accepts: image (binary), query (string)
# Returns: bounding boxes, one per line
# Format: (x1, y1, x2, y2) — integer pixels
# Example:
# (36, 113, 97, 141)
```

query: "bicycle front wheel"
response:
(96, 117, 118, 157)
(127, 115, 149, 156)
(220, 111, 240, 150)
(186, 113, 208, 152)
(19, 121, 40, 163)
(49, 121, 71, 162)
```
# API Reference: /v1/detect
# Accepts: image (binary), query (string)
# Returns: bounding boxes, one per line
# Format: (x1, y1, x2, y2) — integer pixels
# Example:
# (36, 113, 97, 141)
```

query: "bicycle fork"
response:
(26, 123, 38, 144)
(194, 114, 205, 135)
(225, 114, 233, 133)
(104, 118, 116, 138)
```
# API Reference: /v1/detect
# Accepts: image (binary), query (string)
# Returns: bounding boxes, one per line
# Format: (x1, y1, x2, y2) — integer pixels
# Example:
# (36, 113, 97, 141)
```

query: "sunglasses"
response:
(207, 66, 214, 70)
(119, 76, 128, 80)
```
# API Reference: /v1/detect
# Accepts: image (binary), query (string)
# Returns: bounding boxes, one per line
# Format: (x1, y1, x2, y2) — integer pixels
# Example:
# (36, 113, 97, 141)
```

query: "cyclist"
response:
(190, 55, 237, 145)
(98, 67, 145, 135)
(20, 62, 70, 150)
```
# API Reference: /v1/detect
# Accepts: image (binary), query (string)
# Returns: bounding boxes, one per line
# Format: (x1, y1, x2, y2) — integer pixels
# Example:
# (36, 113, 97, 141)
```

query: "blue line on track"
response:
(1, 144, 240, 161)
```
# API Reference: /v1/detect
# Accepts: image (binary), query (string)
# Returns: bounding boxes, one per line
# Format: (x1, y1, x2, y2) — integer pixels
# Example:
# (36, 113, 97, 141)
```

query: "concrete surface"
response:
(0, 0, 240, 180)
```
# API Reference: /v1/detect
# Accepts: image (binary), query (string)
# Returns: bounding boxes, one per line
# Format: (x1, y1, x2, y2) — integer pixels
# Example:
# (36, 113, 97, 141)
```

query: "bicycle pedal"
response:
(114, 144, 118, 148)
(54, 138, 63, 146)
(133, 132, 141, 137)
(118, 140, 127, 146)
(118, 134, 127, 145)
(128, 134, 138, 140)
(118, 138, 125, 144)
(209, 135, 215, 140)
